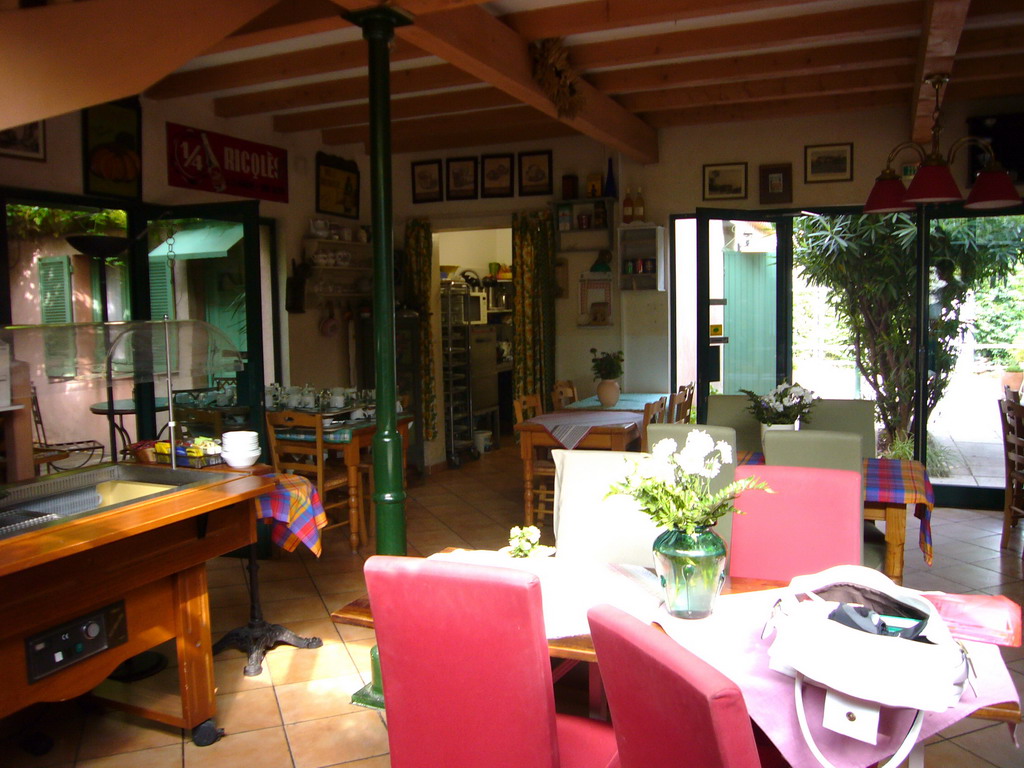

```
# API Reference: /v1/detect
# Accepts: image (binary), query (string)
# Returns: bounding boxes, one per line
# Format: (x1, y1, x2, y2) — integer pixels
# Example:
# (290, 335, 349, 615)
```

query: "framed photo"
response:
(481, 153, 514, 198)
(805, 143, 853, 183)
(702, 162, 747, 201)
(446, 156, 479, 200)
(0, 121, 45, 161)
(316, 151, 359, 218)
(759, 163, 793, 205)
(518, 150, 553, 196)
(411, 159, 442, 204)
(82, 98, 141, 198)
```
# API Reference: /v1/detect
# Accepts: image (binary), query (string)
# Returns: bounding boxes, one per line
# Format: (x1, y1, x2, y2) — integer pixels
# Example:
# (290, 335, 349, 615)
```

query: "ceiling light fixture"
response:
(863, 74, 1022, 213)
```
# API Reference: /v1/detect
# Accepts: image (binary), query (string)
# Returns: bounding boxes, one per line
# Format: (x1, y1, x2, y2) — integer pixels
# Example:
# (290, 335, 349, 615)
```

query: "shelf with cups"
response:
(552, 197, 616, 253)
(618, 222, 665, 292)
(302, 239, 373, 297)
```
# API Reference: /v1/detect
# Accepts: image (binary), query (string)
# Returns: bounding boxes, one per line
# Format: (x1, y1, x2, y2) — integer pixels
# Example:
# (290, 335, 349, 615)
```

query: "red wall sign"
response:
(166, 122, 288, 203)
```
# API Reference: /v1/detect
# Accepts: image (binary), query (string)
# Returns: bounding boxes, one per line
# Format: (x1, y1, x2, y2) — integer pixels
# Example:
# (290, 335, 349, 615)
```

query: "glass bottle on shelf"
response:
(622, 188, 634, 224)
(634, 187, 646, 222)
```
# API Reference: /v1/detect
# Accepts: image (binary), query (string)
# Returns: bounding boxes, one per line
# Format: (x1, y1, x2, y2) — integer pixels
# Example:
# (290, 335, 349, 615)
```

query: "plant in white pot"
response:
(590, 348, 624, 407)
(741, 382, 818, 446)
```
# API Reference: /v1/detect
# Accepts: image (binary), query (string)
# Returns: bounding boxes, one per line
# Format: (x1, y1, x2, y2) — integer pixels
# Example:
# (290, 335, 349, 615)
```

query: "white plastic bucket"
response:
(473, 430, 492, 454)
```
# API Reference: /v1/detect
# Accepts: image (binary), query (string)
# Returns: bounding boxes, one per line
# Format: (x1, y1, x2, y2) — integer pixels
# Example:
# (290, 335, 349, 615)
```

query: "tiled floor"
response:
(1, 444, 1021, 768)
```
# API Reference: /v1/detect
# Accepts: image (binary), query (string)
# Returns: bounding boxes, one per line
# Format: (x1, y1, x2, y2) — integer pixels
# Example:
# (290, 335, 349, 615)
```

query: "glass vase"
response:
(652, 526, 727, 619)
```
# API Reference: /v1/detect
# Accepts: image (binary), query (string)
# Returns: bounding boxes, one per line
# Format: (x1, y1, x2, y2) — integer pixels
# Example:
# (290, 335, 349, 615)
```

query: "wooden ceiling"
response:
(5, 0, 1024, 165)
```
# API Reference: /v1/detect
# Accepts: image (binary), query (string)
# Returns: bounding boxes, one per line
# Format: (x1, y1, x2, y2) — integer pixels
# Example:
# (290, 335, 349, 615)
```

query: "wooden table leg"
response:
(174, 563, 218, 742)
(864, 503, 906, 585)
(346, 444, 361, 552)
(520, 434, 535, 526)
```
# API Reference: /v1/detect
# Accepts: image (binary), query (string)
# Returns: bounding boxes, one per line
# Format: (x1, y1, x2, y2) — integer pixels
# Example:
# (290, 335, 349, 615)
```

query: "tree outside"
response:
(793, 213, 1024, 454)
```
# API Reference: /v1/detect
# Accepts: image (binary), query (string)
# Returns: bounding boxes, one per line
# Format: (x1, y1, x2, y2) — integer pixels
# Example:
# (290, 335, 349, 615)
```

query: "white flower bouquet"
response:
(740, 382, 818, 425)
(607, 433, 770, 534)
(502, 525, 554, 558)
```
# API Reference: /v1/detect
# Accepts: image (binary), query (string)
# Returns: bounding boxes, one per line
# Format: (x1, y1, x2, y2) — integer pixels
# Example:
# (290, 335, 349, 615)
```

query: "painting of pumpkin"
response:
(89, 132, 140, 183)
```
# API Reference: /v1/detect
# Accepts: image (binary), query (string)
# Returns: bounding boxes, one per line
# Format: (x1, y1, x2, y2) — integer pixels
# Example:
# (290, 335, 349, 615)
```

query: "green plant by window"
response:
(589, 348, 623, 380)
(6, 205, 126, 240)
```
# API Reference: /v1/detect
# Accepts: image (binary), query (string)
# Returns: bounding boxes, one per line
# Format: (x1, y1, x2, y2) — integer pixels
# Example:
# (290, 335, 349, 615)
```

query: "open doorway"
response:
(433, 228, 514, 464)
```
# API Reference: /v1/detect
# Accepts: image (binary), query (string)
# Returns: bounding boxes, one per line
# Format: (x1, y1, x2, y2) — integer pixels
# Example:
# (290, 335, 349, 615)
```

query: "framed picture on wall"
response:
(316, 151, 359, 218)
(518, 150, 553, 196)
(702, 162, 747, 201)
(804, 143, 853, 183)
(0, 121, 46, 161)
(411, 159, 443, 204)
(481, 153, 514, 197)
(759, 163, 792, 205)
(82, 98, 141, 198)
(446, 156, 479, 200)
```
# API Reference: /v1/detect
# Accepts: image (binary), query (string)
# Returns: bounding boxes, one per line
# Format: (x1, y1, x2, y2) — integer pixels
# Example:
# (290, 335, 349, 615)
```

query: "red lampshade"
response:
(864, 173, 912, 213)
(904, 163, 962, 203)
(965, 168, 1023, 210)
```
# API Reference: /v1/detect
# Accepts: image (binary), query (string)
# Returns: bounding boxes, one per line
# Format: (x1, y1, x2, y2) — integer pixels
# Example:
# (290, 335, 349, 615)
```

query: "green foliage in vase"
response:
(607, 432, 770, 535)
(589, 348, 623, 380)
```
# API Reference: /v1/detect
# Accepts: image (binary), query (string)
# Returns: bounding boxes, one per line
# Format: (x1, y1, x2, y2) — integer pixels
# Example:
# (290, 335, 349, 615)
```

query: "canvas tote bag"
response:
(763, 565, 971, 768)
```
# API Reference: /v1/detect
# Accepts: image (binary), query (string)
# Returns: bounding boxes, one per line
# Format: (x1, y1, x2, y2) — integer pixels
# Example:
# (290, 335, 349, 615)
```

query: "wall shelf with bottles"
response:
(552, 198, 616, 253)
(618, 223, 665, 291)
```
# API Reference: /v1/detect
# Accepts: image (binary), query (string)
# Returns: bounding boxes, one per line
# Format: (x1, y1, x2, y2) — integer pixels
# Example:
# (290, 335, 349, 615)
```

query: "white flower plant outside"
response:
(608, 432, 770, 535)
(741, 382, 818, 426)
(506, 525, 542, 557)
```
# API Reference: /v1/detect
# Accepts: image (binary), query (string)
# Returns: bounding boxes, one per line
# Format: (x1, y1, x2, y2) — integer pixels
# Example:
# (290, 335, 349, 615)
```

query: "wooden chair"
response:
(641, 396, 667, 452)
(999, 397, 1024, 549)
(666, 383, 694, 423)
(265, 410, 364, 549)
(1005, 385, 1021, 405)
(513, 393, 554, 524)
(550, 380, 579, 410)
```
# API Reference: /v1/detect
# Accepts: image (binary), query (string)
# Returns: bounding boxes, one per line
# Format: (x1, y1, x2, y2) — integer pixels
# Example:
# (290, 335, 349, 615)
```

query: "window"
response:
(38, 255, 75, 379)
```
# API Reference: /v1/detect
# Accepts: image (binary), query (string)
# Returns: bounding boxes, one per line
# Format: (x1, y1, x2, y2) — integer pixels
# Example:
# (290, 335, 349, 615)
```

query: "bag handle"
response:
(793, 673, 924, 768)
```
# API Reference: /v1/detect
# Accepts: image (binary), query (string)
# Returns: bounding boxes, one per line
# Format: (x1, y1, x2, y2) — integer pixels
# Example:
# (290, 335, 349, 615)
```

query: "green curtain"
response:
(404, 218, 437, 441)
(512, 209, 556, 414)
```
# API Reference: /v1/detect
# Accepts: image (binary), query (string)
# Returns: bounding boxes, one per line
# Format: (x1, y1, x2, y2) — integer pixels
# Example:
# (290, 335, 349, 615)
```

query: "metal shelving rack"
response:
(440, 281, 478, 468)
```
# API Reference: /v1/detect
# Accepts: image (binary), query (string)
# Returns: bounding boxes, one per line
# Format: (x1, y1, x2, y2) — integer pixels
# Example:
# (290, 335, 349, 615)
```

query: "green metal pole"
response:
(348, 7, 411, 555)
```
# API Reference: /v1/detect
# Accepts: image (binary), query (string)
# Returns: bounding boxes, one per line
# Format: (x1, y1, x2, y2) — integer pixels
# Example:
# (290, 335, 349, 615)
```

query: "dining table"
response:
(565, 392, 667, 411)
(267, 412, 412, 550)
(514, 410, 644, 526)
(331, 550, 1021, 768)
(740, 451, 933, 585)
(89, 397, 170, 459)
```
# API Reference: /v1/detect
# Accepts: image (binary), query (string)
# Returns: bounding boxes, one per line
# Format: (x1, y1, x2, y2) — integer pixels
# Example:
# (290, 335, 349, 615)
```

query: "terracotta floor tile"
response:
(274, 673, 370, 723)
(265, 642, 360, 686)
(182, 726, 293, 768)
(75, 744, 183, 768)
(76, 712, 182, 761)
(947, 721, 1023, 767)
(285, 711, 389, 768)
(260, 595, 332, 625)
(213, 655, 274, 695)
(214, 687, 283, 734)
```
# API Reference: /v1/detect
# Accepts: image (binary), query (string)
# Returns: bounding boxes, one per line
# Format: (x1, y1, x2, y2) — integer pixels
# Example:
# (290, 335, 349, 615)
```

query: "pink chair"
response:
(587, 604, 787, 768)
(729, 465, 863, 581)
(364, 556, 619, 768)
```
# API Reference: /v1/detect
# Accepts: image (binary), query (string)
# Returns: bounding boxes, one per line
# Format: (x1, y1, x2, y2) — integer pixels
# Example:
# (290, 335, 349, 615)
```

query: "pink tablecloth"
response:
(526, 411, 645, 450)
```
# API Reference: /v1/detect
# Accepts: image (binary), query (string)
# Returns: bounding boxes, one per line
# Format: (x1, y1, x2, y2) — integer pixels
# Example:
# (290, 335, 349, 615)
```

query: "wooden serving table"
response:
(0, 469, 275, 745)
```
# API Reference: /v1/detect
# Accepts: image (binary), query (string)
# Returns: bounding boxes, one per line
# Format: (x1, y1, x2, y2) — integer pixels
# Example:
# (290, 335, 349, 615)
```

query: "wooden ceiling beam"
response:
(952, 53, 1024, 82)
(946, 75, 1024, 100)
(147, 38, 423, 100)
(501, 0, 827, 40)
(590, 39, 917, 95)
(956, 24, 1024, 59)
(911, 0, 972, 143)
(390, 122, 580, 155)
(0, 0, 277, 129)
(274, 86, 517, 131)
(643, 89, 911, 129)
(617, 66, 912, 113)
(396, 5, 658, 163)
(570, 2, 923, 71)
(214, 62, 476, 117)
(322, 104, 556, 145)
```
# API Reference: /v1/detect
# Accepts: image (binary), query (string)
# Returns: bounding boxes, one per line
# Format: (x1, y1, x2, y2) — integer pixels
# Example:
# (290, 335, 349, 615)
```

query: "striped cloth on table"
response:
(256, 473, 329, 556)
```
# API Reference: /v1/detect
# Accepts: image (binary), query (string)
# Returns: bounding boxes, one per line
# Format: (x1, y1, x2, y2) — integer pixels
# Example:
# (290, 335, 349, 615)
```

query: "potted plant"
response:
(740, 382, 818, 446)
(1002, 362, 1023, 392)
(590, 348, 624, 407)
(608, 433, 769, 618)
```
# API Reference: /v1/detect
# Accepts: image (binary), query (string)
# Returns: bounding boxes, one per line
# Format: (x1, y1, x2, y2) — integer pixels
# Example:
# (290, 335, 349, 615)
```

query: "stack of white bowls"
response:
(221, 431, 261, 469)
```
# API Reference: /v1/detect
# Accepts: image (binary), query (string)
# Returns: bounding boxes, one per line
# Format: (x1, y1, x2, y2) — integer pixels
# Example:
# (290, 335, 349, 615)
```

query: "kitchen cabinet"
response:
(618, 223, 666, 291)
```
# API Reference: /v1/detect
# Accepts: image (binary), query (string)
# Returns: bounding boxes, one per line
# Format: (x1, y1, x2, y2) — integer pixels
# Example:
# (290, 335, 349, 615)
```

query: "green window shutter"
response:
(38, 255, 75, 379)
(148, 255, 176, 374)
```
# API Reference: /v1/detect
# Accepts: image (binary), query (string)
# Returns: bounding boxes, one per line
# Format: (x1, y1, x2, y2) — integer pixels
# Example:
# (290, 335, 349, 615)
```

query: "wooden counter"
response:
(0, 468, 275, 744)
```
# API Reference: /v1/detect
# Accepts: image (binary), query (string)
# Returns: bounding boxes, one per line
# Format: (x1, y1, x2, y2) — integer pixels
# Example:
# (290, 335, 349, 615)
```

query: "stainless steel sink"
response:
(0, 464, 237, 540)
